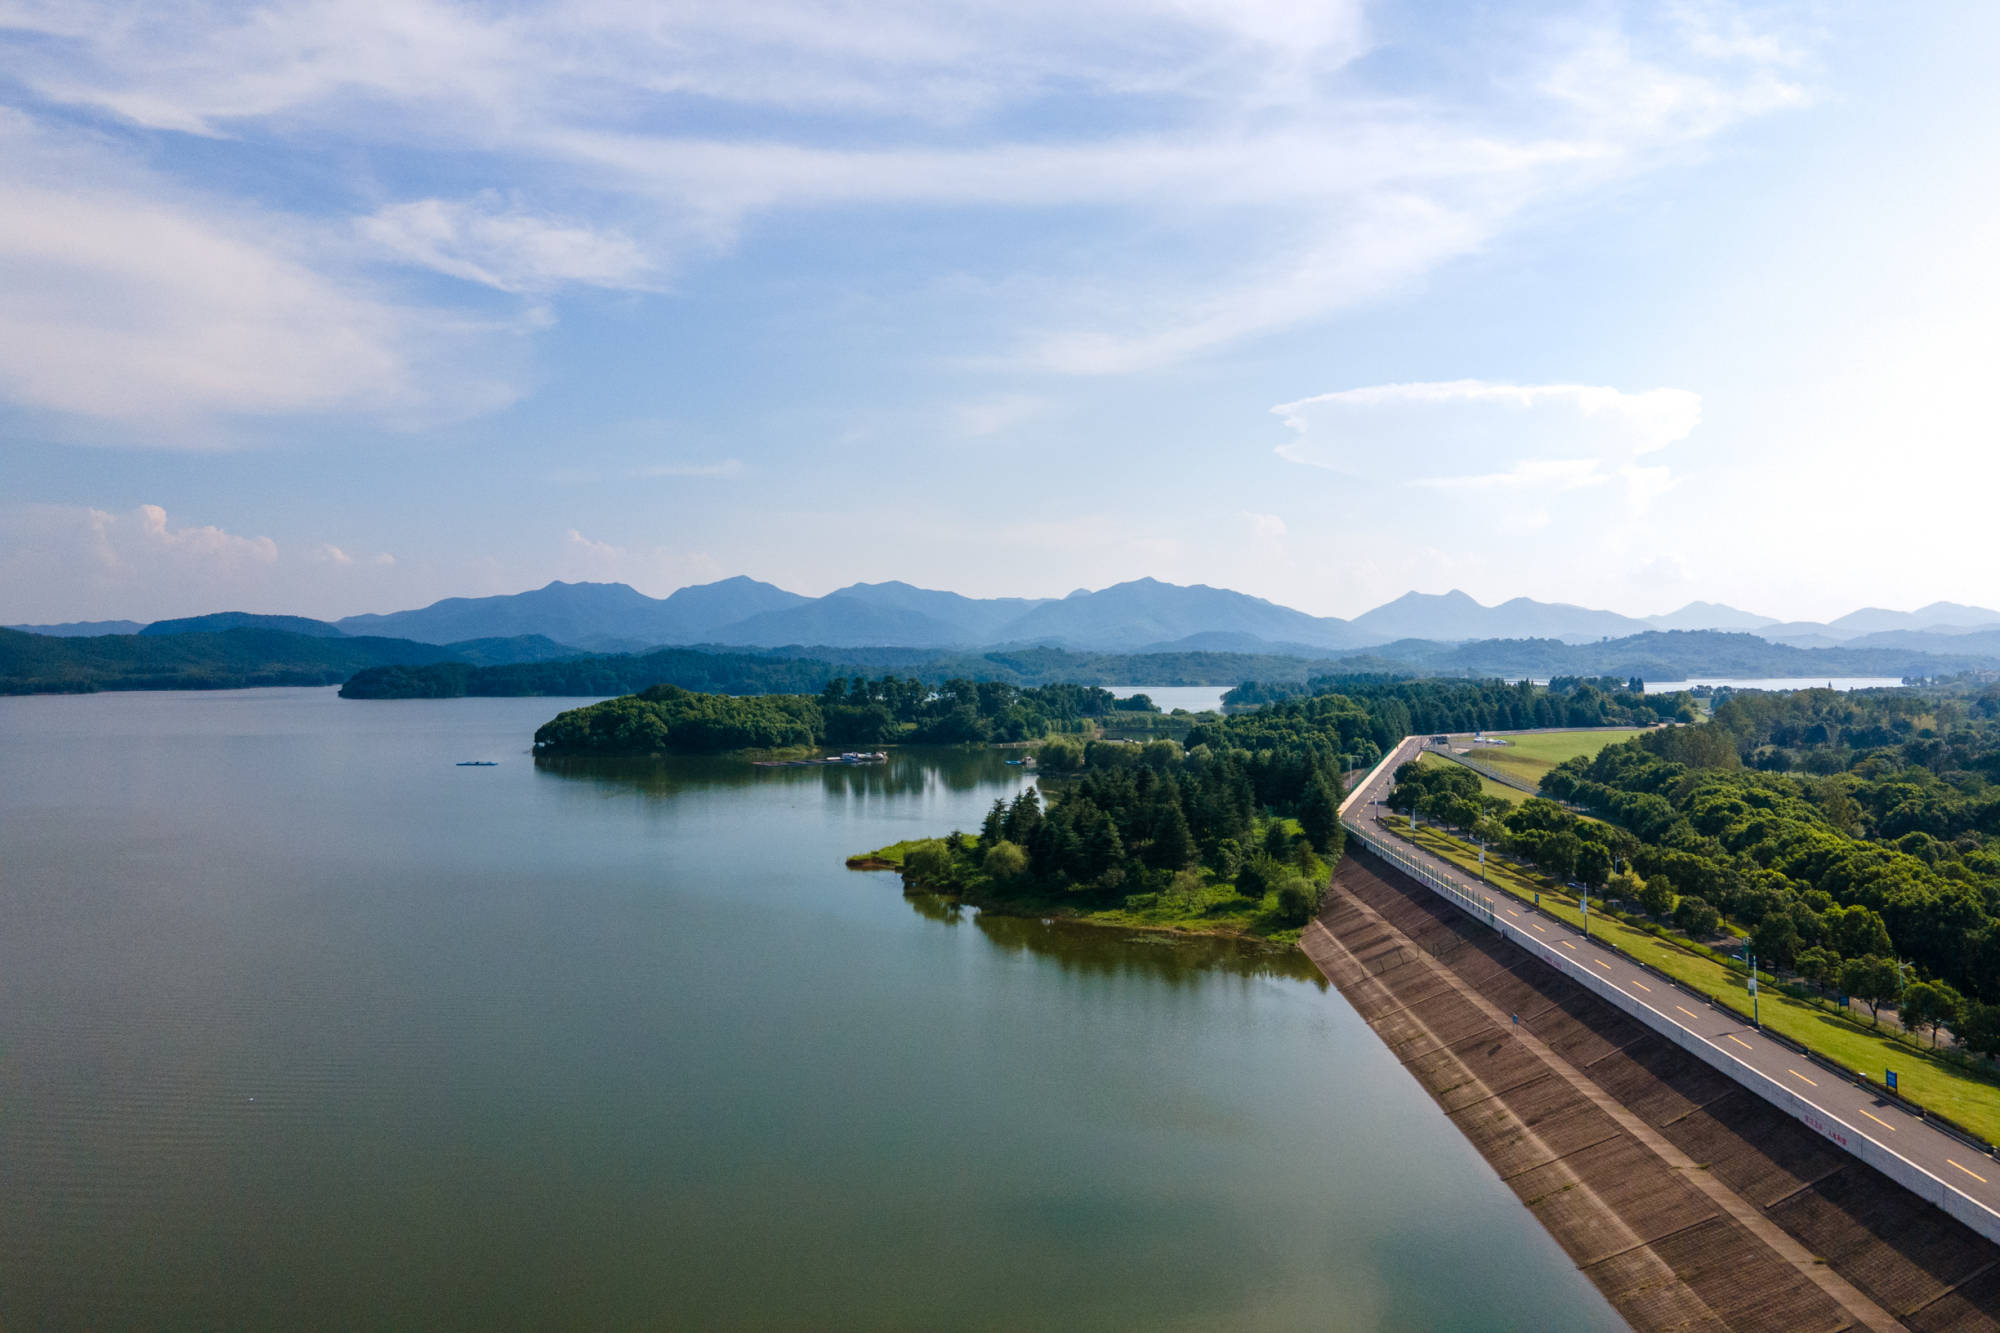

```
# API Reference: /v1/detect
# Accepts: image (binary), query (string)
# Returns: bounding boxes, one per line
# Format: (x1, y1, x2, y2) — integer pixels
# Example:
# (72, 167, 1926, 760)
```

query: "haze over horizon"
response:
(4, 2, 1997, 624)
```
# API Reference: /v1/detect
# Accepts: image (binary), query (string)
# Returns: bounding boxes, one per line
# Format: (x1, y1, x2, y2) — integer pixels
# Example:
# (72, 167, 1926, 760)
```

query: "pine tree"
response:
(1299, 777, 1343, 855)
(1149, 800, 1195, 870)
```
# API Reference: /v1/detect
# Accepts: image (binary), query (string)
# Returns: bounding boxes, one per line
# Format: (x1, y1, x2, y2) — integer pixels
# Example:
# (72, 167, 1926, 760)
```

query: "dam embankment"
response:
(1305, 846, 2000, 1331)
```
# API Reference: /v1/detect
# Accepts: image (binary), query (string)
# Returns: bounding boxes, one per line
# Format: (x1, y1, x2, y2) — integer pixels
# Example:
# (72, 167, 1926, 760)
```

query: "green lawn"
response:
(1469, 728, 1645, 785)
(1373, 815, 2000, 1145)
(1418, 751, 1526, 806)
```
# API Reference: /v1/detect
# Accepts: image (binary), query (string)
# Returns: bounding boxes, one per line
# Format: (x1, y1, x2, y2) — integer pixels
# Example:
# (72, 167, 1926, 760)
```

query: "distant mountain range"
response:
(12, 580, 2000, 660)
(8, 619, 147, 636)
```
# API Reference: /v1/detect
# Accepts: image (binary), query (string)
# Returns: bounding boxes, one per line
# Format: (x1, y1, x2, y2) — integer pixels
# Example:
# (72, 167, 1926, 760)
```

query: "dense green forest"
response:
(0, 626, 584, 694)
(532, 678, 1156, 755)
(1224, 674, 1694, 731)
(534, 684, 826, 754)
(344, 648, 848, 699)
(1505, 687, 2000, 1054)
(889, 709, 1350, 937)
(343, 644, 1341, 698)
(0, 626, 470, 694)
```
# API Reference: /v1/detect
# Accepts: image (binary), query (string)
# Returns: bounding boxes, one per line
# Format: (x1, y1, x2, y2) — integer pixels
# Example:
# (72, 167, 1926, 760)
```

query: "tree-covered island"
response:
(531, 677, 1176, 755)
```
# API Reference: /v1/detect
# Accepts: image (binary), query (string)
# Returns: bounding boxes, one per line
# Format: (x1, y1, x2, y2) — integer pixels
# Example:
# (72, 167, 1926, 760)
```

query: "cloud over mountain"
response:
(1272, 380, 1701, 497)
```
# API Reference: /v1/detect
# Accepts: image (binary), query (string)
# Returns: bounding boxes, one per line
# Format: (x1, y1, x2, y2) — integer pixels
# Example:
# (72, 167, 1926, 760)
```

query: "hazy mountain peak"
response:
(1350, 588, 1646, 645)
(1645, 601, 1776, 632)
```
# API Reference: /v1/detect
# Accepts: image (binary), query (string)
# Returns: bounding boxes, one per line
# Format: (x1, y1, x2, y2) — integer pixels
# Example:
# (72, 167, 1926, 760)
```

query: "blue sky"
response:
(1, 1, 1996, 624)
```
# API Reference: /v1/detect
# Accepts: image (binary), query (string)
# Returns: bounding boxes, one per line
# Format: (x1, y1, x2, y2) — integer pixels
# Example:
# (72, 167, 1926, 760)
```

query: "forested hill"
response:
(533, 679, 1146, 755)
(0, 627, 576, 694)
(339, 645, 1335, 698)
(1227, 674, 1695, 731)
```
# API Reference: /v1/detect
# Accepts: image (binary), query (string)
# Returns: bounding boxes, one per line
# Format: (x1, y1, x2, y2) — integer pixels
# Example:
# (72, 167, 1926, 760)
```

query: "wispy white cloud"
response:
(0, 111, 524, 429)
(560, 525, 722, 593)
(0, 502, 400, 620)
(127, 503, 278, 565)
(1268, 378, 1700, 604)
(1273, 380, 1701, 493)
(1412, 458, 1611, 492)
(360, 195, 655, 293)
(1244, 511, 1287, 538)
(0, 0, 1814, 421)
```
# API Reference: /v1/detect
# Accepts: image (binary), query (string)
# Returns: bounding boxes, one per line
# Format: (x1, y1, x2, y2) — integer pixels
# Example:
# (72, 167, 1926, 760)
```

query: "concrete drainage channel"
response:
(1311, 848, 2000, 1330)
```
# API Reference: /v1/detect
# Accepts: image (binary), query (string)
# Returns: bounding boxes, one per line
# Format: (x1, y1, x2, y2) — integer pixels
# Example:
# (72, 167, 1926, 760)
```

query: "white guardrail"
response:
(1338, 740, 2000, 1247)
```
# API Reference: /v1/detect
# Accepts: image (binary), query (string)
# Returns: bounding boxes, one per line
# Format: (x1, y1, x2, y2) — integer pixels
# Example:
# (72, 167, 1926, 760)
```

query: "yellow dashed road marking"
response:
(1787, 1069, 1817, 1088)
(1948, 1159, 1989, 1183)
(1857, 1108, 1896, 1132)
(1727, 1035, 1753, 1050)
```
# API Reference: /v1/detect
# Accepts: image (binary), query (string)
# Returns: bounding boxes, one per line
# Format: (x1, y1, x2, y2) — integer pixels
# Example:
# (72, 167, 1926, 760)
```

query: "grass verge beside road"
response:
(1470, 728, 1644, 785)
(1373, 814, 2000, 1146)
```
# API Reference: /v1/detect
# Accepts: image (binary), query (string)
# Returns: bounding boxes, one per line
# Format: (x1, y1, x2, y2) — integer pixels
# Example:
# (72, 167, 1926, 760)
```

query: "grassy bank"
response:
(1373, 814, 2000, 1144)
(1459, 728, 1642, 786)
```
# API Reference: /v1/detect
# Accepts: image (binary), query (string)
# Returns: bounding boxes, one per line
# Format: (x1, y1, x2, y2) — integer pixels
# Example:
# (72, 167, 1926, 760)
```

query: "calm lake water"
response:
(0, 688, 1617, 1330)
(1105, 685, 1230, 713)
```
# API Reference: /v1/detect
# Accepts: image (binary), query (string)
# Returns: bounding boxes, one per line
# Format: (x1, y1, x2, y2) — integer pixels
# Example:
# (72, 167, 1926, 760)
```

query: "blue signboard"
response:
(1886, 1069, 1898, 1093)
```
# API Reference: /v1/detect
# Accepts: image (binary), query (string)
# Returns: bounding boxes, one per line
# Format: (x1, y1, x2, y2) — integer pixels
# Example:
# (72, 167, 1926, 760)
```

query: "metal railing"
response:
(1427, 746, 1541, 795)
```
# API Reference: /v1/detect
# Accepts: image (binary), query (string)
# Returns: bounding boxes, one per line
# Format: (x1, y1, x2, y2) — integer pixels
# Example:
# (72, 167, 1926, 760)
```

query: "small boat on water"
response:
(456, 761, 498, 767)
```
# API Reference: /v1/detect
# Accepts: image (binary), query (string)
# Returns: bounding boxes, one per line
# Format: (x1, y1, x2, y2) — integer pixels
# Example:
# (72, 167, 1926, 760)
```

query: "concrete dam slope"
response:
(1305, 848, 2000, 1332)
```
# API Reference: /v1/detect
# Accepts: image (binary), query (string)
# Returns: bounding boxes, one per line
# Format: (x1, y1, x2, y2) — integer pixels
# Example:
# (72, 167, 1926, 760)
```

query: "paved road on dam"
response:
(1343, 734, 2000, 1236)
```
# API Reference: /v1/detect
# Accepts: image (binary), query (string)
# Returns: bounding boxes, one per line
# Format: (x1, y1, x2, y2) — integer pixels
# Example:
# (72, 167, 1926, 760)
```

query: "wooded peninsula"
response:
(845, 677, 1682, 942)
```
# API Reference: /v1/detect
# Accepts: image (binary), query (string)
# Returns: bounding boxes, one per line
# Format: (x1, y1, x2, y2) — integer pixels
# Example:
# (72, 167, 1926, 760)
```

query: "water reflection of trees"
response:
(927, 902, 1326, 988)
(533, 747, 1022, 801)
(532, 752, 745, 797)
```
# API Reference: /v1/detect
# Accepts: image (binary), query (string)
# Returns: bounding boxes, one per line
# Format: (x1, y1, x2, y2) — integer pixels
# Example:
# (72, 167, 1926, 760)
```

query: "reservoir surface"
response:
(0, 688, 1618, 1329)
